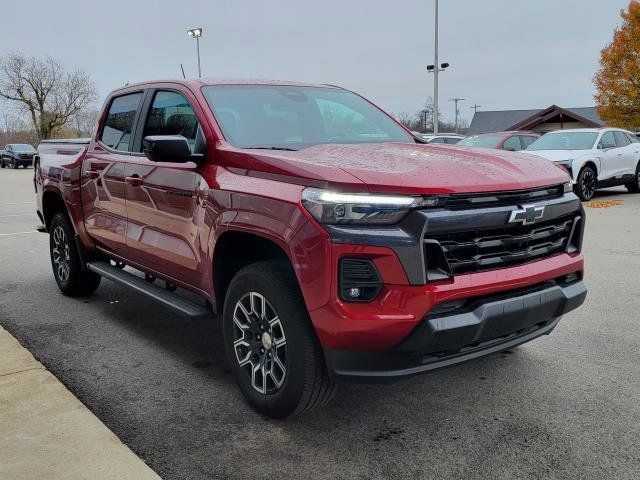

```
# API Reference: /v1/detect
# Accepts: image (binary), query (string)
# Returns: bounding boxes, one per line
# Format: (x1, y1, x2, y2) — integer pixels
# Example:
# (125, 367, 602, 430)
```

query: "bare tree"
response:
(0, 53, 97, 140)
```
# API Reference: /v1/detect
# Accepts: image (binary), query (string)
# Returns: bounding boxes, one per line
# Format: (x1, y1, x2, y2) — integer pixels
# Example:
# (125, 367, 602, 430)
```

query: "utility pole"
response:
(470, 104, 482, 115)
(450, 97, 465, 133)
(433, 0, 439, 134)
(426, 0, 449, 135)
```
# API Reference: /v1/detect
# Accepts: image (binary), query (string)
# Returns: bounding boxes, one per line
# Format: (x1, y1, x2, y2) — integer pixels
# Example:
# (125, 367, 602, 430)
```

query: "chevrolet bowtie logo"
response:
(508, 204, 545, 225)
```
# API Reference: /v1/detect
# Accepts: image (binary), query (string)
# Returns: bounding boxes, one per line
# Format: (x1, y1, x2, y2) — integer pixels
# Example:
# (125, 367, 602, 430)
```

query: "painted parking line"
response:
(0, 214, 35, 218)
(1, 201, 34, 205)
(0, 231, 38, 237)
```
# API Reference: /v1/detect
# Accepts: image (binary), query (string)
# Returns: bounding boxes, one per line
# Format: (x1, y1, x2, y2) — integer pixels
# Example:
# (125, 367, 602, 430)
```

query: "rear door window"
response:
(100, 92, 143, 152)
(502, 136, 522, 151)
(520, 136, 537, 148)
(614, 131, 631, 147)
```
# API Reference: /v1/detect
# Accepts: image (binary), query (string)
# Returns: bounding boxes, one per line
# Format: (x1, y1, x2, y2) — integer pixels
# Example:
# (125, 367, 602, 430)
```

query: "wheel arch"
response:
(212, 229, 295, 312)
(42, 189, 70, 231)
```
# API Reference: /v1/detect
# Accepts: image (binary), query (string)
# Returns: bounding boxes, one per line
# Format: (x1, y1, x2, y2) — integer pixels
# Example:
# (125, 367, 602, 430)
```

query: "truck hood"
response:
(522, 149, 591, 162)
(226, 143, 569, 195)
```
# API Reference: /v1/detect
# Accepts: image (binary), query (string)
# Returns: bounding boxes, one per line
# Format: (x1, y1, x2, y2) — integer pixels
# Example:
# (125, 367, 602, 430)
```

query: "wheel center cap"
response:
(261, 332, 273, 350)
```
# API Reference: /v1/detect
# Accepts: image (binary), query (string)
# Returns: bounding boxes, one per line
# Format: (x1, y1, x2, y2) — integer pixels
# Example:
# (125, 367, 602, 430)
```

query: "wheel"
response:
(626, 163, 640, 193)
(11, 160, 18, 169)
(49, 212, 101, 296)
(222, 261, 336, 418)
(0, 160, 4, 168)
(574, 166, 597, 201)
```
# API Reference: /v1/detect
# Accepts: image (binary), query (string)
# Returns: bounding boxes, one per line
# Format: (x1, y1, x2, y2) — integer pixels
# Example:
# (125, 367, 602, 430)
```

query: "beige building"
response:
(468, 105, 605, 135)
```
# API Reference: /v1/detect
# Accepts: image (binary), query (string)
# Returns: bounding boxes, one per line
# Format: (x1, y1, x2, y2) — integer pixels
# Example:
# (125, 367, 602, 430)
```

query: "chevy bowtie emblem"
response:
(508, 204, 545, 225)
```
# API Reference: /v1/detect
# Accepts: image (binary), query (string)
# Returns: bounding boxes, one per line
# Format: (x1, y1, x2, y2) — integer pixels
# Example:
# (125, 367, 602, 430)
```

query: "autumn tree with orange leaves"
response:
(594, 1, 640, 130)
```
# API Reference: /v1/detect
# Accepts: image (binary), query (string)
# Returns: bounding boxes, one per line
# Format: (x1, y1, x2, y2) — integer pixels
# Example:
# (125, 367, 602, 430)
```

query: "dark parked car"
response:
(458, 131, 540, 151)
(1, 144, 37, 169)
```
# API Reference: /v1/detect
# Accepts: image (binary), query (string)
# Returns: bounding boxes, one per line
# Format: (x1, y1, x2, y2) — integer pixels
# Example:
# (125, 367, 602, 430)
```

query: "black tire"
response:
(626, 163, 640, 193)
(222, 261, 336, 418)
(574, 165, 597, 201)
(12, 160, 18, 169)
(49, 212, 101, 296)
(0, 160, 4, 168)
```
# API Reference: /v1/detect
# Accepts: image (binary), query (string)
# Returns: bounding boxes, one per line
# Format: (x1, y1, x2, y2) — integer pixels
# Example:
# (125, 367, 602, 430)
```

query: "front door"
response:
(81, 92, 144, 255)
(123, 89, 207, 289)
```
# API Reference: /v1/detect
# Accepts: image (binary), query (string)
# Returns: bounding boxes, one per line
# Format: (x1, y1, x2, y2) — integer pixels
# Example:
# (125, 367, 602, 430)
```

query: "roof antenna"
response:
(180, 64, 186, 79)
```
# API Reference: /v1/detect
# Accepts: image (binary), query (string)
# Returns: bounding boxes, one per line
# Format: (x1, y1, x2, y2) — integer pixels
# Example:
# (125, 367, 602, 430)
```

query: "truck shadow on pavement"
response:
(4, 274, 573, 480)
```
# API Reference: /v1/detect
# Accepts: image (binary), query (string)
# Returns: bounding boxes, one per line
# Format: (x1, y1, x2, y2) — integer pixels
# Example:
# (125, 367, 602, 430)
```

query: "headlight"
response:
(301, 187, 428, 225)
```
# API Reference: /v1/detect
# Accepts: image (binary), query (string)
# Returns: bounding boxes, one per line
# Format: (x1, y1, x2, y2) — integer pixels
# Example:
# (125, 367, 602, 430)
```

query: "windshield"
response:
(11, 144, 36, 153)
(527, 132, 598, 151)
(457, 135, 504, 148)
(201, 85, 413, 150)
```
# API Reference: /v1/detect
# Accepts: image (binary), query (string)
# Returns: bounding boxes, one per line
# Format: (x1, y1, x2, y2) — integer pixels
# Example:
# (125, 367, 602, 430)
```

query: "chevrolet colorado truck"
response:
(35, 79, 587, 418)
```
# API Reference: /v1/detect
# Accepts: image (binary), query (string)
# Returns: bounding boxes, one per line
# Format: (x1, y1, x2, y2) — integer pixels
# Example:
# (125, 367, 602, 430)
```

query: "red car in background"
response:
(458, 131, 540, 151)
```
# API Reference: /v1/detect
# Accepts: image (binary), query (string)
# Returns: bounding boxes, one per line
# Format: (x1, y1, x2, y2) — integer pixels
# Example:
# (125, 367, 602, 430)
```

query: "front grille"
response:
(426, 214, 578, 275)
(437, 185, 564, 210)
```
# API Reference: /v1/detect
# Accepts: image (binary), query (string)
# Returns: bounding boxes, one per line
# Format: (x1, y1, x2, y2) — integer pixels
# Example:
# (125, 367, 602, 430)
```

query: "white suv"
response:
(524, 128, 640, 200)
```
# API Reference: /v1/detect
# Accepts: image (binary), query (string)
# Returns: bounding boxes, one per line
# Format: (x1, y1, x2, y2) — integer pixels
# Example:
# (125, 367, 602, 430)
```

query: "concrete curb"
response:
(0, 326, 161, 480)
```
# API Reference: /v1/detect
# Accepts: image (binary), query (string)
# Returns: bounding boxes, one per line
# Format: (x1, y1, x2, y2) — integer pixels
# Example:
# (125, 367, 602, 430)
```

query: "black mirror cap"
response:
(143, 135, 193, 163)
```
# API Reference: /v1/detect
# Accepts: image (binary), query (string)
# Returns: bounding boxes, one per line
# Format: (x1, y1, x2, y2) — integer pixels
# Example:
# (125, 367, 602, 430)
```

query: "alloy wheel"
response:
(52, 226, 71, 282)
(581, 169, 596, 200)
(232, 291, 287, 394)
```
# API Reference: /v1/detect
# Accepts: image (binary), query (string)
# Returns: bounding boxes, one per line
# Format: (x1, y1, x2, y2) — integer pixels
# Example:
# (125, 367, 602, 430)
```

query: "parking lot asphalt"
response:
(1, 167, 639, 480)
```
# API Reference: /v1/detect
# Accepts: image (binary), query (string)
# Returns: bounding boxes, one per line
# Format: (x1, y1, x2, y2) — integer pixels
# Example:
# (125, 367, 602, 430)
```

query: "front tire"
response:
(222, 261, 335, 418)
(626, 163, 640, 193)
(574, 166, 597, 201)
(49, 212, 101, 296)
(11, 160, 18, 169)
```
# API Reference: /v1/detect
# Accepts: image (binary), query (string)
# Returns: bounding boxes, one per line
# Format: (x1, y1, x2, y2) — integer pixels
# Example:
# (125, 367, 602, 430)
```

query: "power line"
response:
(470, 104, 482, 114)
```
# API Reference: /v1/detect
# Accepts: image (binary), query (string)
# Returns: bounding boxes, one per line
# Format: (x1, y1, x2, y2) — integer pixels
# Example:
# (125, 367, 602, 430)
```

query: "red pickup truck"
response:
(35, 79, 587, 418)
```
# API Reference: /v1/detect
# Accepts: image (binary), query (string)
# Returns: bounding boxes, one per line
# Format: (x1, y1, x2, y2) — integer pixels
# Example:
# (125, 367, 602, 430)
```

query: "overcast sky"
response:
(0, 0, 629, 123)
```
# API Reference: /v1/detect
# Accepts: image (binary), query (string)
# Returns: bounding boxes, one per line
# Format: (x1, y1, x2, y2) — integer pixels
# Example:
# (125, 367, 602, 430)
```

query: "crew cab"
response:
(523, 128, 640, 201)
(1, 143, 37, 169)
(35, 79, 587, 418)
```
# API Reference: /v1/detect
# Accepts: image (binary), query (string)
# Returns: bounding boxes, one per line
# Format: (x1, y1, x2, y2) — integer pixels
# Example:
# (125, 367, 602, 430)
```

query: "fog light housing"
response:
(339, 258, 382, 303)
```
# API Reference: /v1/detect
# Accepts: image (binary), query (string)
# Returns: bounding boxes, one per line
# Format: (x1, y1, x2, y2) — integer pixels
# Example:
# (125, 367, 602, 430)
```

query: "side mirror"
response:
(143, 135, 196, 163)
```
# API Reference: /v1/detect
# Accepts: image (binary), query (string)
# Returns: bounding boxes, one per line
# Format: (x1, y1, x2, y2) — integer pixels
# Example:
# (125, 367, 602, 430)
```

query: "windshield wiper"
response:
(248, 146, 299, 151)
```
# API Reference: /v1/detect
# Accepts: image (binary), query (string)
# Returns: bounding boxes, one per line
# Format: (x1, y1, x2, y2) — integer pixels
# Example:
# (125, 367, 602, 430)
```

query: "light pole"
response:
(426, 0, 448, 134)
(187, 27, 203, 78)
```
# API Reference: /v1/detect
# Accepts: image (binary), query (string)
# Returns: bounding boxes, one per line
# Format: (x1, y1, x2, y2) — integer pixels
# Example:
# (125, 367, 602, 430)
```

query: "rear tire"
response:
(12, 160, 18, 169)
(574, 166, 597, 201)
(222, 261, 336, 418)
(626, 163, 640, 193)
(49, 212, 101, 296)
(0, 160, 4, 168)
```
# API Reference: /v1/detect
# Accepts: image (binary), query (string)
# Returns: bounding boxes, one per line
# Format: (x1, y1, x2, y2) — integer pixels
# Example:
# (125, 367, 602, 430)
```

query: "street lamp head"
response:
(187, 27, 203, 38)
(440, 62, 450, 69)
(427, 65, 435, 71)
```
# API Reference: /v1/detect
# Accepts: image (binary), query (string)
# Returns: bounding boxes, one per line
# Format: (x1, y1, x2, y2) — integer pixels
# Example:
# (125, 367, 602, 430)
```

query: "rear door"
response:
(613, 131, 636, 177)
(81, 91, 144, 255)
(597, 131, 618, 180)
(123, 87, 208, 290)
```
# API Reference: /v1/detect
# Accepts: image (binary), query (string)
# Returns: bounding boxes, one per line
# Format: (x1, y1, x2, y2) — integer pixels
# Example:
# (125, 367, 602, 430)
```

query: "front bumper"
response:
(325, 279, 586, 382)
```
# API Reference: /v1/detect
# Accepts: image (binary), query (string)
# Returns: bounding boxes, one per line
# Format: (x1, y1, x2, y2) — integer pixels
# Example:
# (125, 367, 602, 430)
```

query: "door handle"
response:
(126, 175, 144, 187)
(86, 170, 100, 179)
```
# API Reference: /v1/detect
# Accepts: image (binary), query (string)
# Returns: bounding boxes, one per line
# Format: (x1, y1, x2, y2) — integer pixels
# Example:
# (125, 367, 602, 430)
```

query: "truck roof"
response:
(111, 78, 339, 94)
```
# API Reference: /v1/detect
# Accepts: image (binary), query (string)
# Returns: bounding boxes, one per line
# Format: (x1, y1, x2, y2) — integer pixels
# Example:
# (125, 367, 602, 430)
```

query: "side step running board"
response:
(86, 261, 212, 320)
